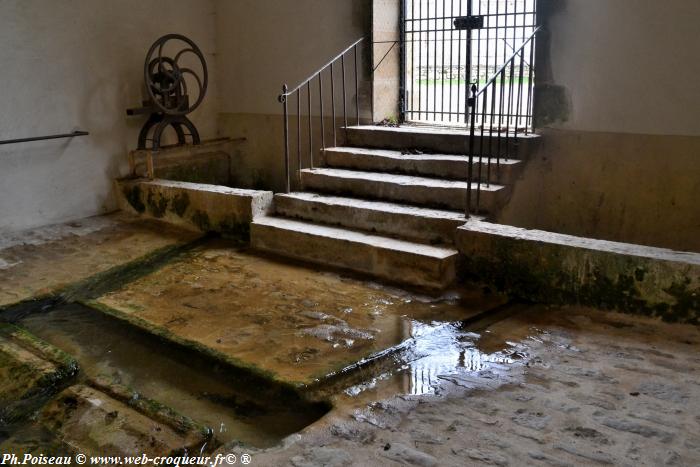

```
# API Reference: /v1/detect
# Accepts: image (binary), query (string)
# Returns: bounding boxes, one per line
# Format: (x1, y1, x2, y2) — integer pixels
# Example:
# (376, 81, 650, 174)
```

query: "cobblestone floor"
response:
(227, 306, 700, 466)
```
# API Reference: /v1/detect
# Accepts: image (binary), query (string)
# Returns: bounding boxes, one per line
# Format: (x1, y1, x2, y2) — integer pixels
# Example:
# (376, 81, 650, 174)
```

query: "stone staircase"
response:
(251, 125, 536, 289)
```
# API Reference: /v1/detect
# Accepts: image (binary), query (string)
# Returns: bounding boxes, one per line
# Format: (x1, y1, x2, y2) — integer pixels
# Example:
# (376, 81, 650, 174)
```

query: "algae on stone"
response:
(40, 384, 210, 458)
(0, 323, 78, 423)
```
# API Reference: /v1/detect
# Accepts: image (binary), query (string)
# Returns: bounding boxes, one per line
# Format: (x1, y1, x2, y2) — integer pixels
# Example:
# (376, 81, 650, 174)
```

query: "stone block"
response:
(116, 179, 273, 238)
(0, 323, 78, 423)
(456, 220, 700, 323)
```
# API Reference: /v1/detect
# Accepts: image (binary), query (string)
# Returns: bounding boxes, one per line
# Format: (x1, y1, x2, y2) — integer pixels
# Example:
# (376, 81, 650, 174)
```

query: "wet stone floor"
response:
(246, 308, 700, 467)
(0, 214, 699, 466)
(90, 239, 502, 387)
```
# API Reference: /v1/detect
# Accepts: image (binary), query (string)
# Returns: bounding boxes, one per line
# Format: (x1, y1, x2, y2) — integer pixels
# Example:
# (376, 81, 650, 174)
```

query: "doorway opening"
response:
(402, 0, 537, 129)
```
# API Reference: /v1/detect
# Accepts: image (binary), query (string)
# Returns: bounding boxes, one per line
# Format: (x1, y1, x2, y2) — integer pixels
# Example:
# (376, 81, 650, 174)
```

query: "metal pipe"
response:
(297, 91, 301, 180)
(307, 81, 313, 168)
(475, 26, 541, 99)
(526, 36, 535, 133)
(418, 0, 423, 121)
(319, 72, 325, 152)
(342, 54, 348, 133)
(440, 0, 446, 122)
(466, 84, 477, 216)
(433, 0, 438, 121)
(0, 130, 89, 146)
(354, 44, 360, 125)
(331, 63, 337, 147)
(281, 85, 290, 193)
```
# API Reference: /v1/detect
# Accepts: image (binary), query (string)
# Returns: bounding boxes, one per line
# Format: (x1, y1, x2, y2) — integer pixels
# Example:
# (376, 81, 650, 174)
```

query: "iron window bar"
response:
(0, 130, 89, 146)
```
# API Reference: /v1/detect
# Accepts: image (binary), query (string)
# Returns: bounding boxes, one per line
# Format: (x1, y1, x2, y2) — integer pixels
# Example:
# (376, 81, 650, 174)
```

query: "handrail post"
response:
(354, 44, 360, 125)
(341, 54, 348, 141)
(466, 84, 477, 217)
(280, 84, 290, 193)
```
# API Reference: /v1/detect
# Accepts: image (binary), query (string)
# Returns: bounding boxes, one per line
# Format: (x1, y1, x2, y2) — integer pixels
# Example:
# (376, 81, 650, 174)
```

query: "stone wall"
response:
(0, 0, 220, 232)
(215, 0, 372, 193)
(500, 0, 700, 252)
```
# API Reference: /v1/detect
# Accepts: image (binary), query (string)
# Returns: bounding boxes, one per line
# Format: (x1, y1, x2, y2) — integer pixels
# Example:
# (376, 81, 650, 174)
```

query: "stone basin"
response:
(90, 239, 501, 388)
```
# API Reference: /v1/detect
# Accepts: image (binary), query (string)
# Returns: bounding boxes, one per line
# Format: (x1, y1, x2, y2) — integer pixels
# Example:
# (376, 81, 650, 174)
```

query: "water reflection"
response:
(347, 319, 524, 397)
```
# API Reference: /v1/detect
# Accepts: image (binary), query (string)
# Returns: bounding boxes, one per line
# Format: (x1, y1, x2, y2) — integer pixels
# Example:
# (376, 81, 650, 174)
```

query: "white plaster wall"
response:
(216, 0, 370, 116)
(545, 0, 700, 136)
(0, 0, 219, 232)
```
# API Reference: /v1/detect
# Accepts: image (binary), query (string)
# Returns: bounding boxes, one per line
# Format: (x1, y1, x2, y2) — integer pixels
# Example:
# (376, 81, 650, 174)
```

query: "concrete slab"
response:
(301, 167, 504, 212)
(274, 192, 467, 244)
(252, 216, 459, 289)
(0, 214, 200, 310)
(0, 323, 78, 422)
(345, 125, 539, 155)
(457, 220, 700, 323)
(324, 146, 521, 183)
(116, 179, 273, 238)
(89, 239, 496, 388)
(40, 384, 210, 458)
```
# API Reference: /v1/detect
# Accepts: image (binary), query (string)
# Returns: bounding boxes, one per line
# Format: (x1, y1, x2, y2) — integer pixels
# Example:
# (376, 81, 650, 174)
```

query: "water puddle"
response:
(337, 307, 534, 406)
(4, 304, 328, 449)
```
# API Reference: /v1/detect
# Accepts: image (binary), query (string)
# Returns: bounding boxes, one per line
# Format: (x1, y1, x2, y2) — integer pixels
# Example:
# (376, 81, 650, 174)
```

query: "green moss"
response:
(191, 210, 211, 232)
(146, 189, 168, 219)
(170, 191, 190, 218)
(218, 217, 250, 241)
(83, 300, 311, 396)
(123, 185, 146, 214)
(158, 157, 230, 186)
(0, 323, 79, 423)
(89, 376, 210, 438)
(58, 239, 204, 303)
(460, 237, 699, 324)
(664, 279, 700, 325)
(0, 324, 79, 378)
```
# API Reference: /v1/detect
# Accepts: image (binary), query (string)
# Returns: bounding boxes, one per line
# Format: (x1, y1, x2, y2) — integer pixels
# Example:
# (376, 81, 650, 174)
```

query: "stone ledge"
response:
(128, 138, 245, 185)
(0, 323, 78, 423)
(40, 383, 210, 458)
(456, 220, 700, 323)
(116, 179, 273, 239)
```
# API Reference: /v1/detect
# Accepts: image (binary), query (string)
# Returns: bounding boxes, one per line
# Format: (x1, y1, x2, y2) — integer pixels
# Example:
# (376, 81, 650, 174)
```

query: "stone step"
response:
(324, 146, 521, 183)
(251, 216, 459, 289)
(274, 192, 467, 244)
(345, 125, 539, 155)
(300, 168, 504, 213)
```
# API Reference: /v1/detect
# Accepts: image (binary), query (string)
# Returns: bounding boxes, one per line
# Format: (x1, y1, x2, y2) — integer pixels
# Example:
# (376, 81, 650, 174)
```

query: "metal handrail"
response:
(0, 130, 89, 146)
(279, 36, 369, 193)
(466, 27, 541, 217)
(475, 26, 541, 99)
(279, 37, 366, 100)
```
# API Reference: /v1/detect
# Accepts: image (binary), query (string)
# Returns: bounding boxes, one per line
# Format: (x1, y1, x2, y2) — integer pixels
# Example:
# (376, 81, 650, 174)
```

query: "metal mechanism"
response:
(0, 130, 89, 146)
(279, 37, 365, 193)
(127, 34, 208, 151)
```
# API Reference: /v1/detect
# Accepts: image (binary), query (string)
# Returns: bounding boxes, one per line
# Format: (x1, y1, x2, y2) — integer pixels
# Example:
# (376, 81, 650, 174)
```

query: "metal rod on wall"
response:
(0, 130, 89, 146)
